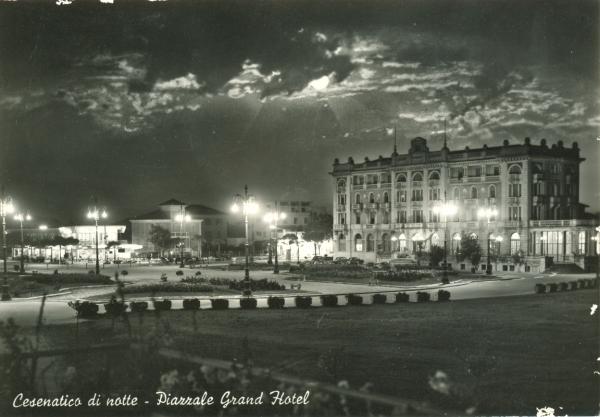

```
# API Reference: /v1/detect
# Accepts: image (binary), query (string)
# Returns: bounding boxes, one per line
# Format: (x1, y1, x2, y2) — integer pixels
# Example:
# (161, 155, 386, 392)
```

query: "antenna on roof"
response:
(393, 124, 398, 154)
(443, 118, 447, 148)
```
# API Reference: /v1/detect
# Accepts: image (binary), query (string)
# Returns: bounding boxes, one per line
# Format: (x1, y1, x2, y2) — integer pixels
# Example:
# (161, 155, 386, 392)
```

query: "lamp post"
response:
(264, 211, 286, 274)
(175, 207, 192, 268)
(1, 189, 15, 301)
(14, 212, 32, 274)
(477, 207, 498, 275)
(231, 185, 259, 296)
(86, 204, 107, 275)
(433, 199, 458, 283)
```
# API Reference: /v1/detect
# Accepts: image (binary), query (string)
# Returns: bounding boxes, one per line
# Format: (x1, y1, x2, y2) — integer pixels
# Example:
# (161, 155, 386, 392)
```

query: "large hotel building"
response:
(330, 136, 599, 271)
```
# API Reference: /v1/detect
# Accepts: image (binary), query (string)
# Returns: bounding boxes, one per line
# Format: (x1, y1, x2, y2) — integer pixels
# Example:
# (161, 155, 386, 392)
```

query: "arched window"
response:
(510, 233, 520, 255)
(382, 233, 390, 252)
(453, 187, 460, 200)
(412, 172, 423, 182)
(489, 185, 496, 199)
(338, 234, 346, 251)
(508, 165, 521, 174)
(396, 174, 407, 183)
(337, 179, 346, 192)
(355, 234, 363, 251)
(355, 194, 361, 204)
(366, 234, 375, 252)
(431, 233, 440, 247)
(578, 231, 586, 254)
(429, 171, 440, 180)
(471, 187, 478, 199)
(399, 233, 407, 252)
(369, 193, 375, 204)
(383, 192, 389, 203)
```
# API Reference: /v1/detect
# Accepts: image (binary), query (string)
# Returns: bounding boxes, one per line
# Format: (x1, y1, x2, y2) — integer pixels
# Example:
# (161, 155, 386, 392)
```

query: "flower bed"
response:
(121, 283, 214, 295)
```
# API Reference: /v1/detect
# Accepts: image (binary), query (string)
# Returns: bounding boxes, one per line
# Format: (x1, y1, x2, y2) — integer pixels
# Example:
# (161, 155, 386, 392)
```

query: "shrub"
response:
(88, 270, 95, 275)
(591, 278, 598, 288)
(295, 296, 312, 308)
(121, 283, 213, 295)
(129, 301, 148, 313)
(26, 273, 112, 285)
(176, 270, 184, 276)
(372, 294, 387, 304)
(104, 301, 127, 316)
(153, 299, 172, 311)
(228, 278, 285, 291)
(534, 283, 546, 294)
(121, 270, 128, 276)
(569, 281, 578, 291)
(558, 282, 569, 292)
(195, 271, 202, 276)
(548, 283, 558, 292)
(346, 294, 363, 306)
(577, 279, 587, 289)
(13, 265, 19, 272)
(70, 301, 99, 318)
(320, 295, 338, 307)
(183, 298, 201, 310)
(267, 296, 285, 309)
(437, 290, 451, 302)
(396, 292, 410, 303)
(211, 299, 229, 310)
(416, 292, 431, 302)
(239, 297, 257, 309)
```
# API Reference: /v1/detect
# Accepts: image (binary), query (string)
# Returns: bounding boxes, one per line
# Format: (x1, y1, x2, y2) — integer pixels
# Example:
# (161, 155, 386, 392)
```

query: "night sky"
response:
(0, 0, 598, 224)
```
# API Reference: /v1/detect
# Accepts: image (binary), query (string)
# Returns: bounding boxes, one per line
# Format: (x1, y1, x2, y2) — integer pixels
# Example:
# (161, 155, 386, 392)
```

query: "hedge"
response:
(437, 290, 451, 302)
(396, 292, 410, 303)
(569, 281, 578, 291)
(240, 297, 258, 309)
(548, 283, 558, 293)
(104, 301, 127, 316)
(153, 299, 172, 311)
(416, 292, 431, 302)
(121, 283, 214, 294)
(129, 301, 148, 312)
(346, 294, 363, 306)
(534, 283, 546, 294)
(295, 296, 312, 308)
(25, 273, 112, 285)
(320, 295, 338, 307)
(120, 270, 129, 276)
(558, 282, 569, 292)
(577, 279, 587, 289)
(267, 296, 285, 309)
(211, 299, 229, 310)
(71, 301, 99, 318)
(371, 294, 387, 305)
(183, 298, 201, 310)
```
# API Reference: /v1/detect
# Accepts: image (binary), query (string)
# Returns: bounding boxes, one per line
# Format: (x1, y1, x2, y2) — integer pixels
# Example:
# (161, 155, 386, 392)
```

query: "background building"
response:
(130, 199, 226, 257)
(330, 136, 598, 271)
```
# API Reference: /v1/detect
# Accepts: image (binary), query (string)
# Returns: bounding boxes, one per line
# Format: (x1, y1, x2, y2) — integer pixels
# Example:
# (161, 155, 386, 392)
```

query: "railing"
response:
(428, 180, 440, 187)
(509, 174, 521, 182)
(366, 183, 379, 189)
(352, 184, 364, 190)
(530, 219, 597, 227)
(466, 177, 481, 183)
(367, 203, 379, 210)
(337, 205, 346, 212)
(352, 203, 363, 211)
(485, 175, 500, 181)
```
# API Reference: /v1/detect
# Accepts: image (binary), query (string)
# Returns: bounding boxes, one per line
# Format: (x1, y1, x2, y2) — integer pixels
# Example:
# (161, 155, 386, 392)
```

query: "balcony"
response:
(352, 183, 364, 190)
(366, 183, 379, 189)
(509, 174, 521, 182)
(333, 224, 348, 232)
(337, 205, 346, 212)
(529, 219, 597, 227)
(466, 176, 481, 183)
(508, 197, 520, 205)
(428, 180, 440, 187)
(412, 181, 423, 188)
(367, 203, 379, 210)
(485, 175, 500, 181)
(449, 177, 463, 183)
(381, 202, 391, 211)
(352, 203, 363, 211)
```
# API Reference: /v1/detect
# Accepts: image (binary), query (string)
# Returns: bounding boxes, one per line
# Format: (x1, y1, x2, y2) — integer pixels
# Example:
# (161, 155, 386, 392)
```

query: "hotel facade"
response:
(330, 136, 599, 271)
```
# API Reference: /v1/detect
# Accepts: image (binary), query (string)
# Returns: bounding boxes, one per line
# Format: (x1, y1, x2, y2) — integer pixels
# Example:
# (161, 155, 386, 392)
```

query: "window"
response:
(355, 234, 363, 251)
(486, 165, 500, 176)
(396, 173, 407, 183)
(412, 210, 423, 223)
(382, 211, 390, 224)
(355, 213, 361, 224)
(398, 233, 407, 252)
(366, 174, 378, 185)
(489, 185, 496, 199)
(510, 233, 520, 255)
(412, 189, 423, 201)
(508, 165, 521, 174)
(337, 194, 346, 205)
(509, 184, 521, 197)
(508, 206, 521, 221)
(369, 193, 375, 203)
(338, 234, 346, 251)
(381, 172, 391, 184)
(353, 176, 364, 185)
(467, 165, 482, 177)
(450, 167, 464, 179)
(337, 213, 346, 225)
(453, 187, 459, 200)
(398, 190, 407, 202)
(429, 171, 440, 180)
(366, 234, 375, 252)
(293, 217, 298, 224)
(369, 212, 376, 224)
(430, 211, 440, 223)
(429, 188, 440, 201)
(355, 194, 361, 204)
(578, 231, 586, 254)
(337, 179, 346, 192)
(471, 187, 478, 199)
(383, 192, 389, 203)
(412, 172, 423, 182)
(397, 210, 407, 223)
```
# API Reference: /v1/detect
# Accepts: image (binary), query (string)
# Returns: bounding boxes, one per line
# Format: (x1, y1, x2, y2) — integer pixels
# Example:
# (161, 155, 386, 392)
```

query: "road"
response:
(0, 262, 597, 327)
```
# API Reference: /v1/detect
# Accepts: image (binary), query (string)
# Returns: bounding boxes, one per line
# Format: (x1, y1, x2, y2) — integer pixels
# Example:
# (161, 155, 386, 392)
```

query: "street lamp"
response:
(86, 204, 108, 275)
(433, 200, 458, 283)
(175, 208, 192, 268)
(1, 190, 15, 301)
(231, 185, 259, 296)
(477, 207, 498, 275)
(264, 211, 287, 274)
(14, 212, 32, 274)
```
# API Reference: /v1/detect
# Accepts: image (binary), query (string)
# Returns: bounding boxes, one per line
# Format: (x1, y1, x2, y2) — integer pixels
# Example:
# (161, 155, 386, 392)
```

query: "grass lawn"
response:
(33, 291, 600, 415)
(3, 272, 114, 298)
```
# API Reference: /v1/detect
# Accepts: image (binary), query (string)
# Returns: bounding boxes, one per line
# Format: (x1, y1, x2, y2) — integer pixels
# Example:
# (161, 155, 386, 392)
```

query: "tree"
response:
(429, 245, 445, 267)
(460, 232, 482, 268)
(148, 225, 173, 257)
(302, 212, 333, 256)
